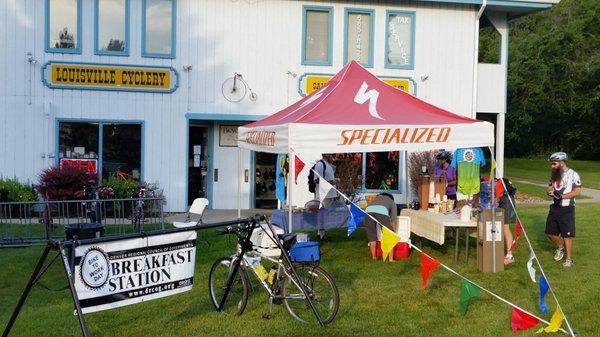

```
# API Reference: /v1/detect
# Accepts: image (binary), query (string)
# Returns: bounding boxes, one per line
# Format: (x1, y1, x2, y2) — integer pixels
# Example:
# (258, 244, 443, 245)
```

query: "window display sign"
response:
(299, 73, 415, 96)
(42, 61, 178, 93)
(60, 158, 98, 174)
(219, 125, 238, 147)
(73, 230, 197, 314)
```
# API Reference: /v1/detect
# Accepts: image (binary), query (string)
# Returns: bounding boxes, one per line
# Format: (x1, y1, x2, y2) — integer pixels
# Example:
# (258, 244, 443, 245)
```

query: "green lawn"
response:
(512, 182, 590, 201)
(505, 158, 600, 189)
(2, 204, 599, 336)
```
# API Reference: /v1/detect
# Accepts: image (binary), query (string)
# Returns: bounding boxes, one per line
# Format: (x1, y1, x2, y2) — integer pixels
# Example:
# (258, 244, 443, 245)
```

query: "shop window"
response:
(385, 11, 415, 69)
(46, 0, 82, 53)
(332, 152, 402, 193)
(95, 0, 129, 56)
(102, 124, 142, 180)
(302, 6, 333, 66)
(344, 9, 374, 67)
(365, 152, 400, 190)
(59, 122, 100, 161)
(58, 121, 142, 180)
(142, 0, 176, 58)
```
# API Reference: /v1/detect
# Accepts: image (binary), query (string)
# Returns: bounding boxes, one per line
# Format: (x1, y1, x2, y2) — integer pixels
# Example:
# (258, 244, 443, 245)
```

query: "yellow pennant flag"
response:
(490, 159, 497, 179)
(380, 226, 400, 261)
(536, 307, 564, 334)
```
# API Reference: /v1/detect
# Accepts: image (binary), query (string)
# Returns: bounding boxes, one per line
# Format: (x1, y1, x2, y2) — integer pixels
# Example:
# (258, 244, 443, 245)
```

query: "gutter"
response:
(471, 0, 487, 118)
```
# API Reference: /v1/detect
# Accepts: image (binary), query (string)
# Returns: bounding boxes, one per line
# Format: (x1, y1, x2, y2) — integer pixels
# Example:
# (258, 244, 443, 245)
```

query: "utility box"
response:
(477, 209, 504, 273)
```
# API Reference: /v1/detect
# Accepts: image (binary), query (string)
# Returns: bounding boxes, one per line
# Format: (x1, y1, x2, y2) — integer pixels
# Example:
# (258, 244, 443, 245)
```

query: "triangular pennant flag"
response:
(511, 308, 540, 332)
(380, 226, 400, 261)
(527, 250, 537, 283)
(515, 219, 523, 238)
(539, 275, 550, 315)
(294, 156, 305, 184)
(459, 279, 481, 315)
(317, 176, 335, 202)
(421, 253, 441, 288)
(510, 219, 523, 251)
(536, 307, 564, 334)
(490, 159, 497, 180)
(347, 203, 365, 236)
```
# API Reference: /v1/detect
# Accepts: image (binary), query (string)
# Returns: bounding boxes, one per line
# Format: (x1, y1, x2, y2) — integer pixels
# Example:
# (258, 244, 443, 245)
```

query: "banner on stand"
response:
(73, 231, 197, 314)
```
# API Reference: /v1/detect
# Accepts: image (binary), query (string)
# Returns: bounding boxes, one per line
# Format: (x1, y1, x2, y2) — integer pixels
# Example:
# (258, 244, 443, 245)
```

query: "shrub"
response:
(103, 173, 138, 199)
(37, 166, 97, 200)
(0, 178, 37, 202)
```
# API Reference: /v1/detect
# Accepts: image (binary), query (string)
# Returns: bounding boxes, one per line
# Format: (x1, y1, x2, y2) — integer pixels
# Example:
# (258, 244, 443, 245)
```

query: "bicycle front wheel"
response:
(282, 264, 339, 325)
(208, 257, 249, 316)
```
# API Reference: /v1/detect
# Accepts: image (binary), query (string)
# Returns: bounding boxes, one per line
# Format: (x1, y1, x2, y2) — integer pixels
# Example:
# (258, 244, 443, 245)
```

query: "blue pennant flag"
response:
(347, 203, 365, 236)
(539, 275, 550, 315)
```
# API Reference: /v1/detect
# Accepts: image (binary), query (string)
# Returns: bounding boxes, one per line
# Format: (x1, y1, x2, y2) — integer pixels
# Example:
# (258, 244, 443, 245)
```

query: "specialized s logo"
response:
(354, 81, 383, 120)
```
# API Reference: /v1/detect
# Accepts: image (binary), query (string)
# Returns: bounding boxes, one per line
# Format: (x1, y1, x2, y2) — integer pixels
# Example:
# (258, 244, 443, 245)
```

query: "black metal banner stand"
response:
(2, 240, 90, 337)
(2, 216, 267, 337)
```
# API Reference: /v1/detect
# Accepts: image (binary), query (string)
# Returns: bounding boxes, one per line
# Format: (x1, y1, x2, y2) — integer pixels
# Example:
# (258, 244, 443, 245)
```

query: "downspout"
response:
(471, 0, 487, 119)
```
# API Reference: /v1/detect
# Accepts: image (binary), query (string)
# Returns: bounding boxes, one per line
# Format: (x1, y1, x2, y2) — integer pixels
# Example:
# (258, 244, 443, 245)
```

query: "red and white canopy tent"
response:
(237, 61, 495, 231)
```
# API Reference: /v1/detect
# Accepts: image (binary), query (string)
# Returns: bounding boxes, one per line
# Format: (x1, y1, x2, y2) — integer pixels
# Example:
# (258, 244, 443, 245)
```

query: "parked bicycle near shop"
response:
(208, 219, 339, 325)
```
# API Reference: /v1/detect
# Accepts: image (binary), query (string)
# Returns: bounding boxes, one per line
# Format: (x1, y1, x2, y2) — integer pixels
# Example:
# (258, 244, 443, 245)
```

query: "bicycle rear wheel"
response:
(208, 257, 249, 315)
(282, 264, 339, 325)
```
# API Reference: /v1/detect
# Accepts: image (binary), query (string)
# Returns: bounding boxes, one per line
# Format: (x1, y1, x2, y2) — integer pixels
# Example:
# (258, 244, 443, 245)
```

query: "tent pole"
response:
(288, 153, 294, 233)
(404, 151, 409, 206)
(237, 147, 241, 219)
(489, 146, 497, 273)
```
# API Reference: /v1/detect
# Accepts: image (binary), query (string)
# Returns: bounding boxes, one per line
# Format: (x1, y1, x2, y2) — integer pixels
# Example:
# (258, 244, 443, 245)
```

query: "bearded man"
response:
(545, 152, 581, 268)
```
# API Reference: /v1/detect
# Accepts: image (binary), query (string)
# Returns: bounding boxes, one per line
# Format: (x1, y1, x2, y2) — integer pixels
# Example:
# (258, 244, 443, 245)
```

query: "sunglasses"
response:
(550, 162, 560, 166)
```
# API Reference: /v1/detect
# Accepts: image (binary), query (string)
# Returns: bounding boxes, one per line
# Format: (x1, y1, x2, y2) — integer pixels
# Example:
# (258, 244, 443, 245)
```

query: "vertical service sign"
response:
(73, 231, 197, 313)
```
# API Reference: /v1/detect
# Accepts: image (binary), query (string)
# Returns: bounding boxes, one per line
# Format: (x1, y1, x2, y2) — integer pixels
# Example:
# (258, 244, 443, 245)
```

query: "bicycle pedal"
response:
(272, 298, 283, 305)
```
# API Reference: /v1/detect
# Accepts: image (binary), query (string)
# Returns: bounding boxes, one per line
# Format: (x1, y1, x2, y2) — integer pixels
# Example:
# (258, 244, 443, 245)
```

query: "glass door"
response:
(188, 124, 209, 205)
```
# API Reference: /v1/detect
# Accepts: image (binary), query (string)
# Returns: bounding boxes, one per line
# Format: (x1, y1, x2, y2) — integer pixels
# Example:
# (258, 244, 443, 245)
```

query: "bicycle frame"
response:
(218, 220, 325, 326)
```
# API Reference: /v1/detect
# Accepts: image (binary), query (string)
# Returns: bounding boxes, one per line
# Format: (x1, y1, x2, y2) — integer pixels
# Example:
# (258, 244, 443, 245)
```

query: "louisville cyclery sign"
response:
(42, 62, 178, 93)
(73, 231, 196, 313)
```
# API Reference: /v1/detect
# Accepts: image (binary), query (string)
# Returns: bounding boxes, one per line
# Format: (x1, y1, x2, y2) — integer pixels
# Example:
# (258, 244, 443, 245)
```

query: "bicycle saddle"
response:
(277, 234, 297, 251)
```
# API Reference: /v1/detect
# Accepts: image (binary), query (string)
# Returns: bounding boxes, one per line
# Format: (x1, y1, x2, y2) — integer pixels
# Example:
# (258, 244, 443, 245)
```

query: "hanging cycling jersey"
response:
(275, 154, 288, 202)
(451, 148, 486, 196)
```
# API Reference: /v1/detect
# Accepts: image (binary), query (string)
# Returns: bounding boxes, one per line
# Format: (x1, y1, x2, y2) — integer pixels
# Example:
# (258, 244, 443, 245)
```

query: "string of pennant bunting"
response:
(296, 155, 573, 335)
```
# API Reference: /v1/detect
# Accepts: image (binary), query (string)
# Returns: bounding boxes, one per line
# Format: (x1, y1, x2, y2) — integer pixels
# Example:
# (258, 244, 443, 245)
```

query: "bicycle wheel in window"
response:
(282, 264, 339, 325)
(208, 257, 249, 316)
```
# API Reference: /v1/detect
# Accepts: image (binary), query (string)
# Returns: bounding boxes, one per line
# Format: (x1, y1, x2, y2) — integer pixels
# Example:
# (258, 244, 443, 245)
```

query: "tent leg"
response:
(237, 147, 241, 219)
(288, 153, 294, 233)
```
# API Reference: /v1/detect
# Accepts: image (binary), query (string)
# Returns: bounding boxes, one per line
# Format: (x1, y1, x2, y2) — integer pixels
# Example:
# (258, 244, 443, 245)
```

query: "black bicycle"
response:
(208, 220, 339, 325)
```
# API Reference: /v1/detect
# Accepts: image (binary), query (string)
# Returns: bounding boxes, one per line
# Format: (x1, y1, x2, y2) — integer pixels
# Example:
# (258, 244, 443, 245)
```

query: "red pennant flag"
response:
(421, 253, 440, 289)
(515, 219, 523, 238)
(510, 308, 539, 332)
(294, 156, 305, 184)
(509, 220, 524, 252)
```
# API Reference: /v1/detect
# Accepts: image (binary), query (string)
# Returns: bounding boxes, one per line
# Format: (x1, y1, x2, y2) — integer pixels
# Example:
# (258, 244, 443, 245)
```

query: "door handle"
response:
(214, 168, 218, 182)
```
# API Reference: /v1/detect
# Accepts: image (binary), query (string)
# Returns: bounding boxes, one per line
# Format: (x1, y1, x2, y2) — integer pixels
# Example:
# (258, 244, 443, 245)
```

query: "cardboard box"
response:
(477, 209, 505, 273)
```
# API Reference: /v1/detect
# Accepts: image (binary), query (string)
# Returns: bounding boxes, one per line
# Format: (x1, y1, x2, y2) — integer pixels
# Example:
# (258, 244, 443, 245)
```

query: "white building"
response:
(0, 0, 558, 211)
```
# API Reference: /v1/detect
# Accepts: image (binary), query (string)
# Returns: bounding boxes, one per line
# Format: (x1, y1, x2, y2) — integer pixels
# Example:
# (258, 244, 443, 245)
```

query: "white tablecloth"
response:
(400, 209, 476, 245)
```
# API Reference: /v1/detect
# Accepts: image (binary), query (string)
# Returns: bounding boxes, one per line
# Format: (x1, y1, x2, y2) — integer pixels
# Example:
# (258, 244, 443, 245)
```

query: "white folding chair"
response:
(173, 198, 209, 228)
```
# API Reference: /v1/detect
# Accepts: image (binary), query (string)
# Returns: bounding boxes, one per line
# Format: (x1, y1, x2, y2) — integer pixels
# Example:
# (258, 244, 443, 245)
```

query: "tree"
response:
(106, 38, 125, 52)
(55, 27, 75, 49)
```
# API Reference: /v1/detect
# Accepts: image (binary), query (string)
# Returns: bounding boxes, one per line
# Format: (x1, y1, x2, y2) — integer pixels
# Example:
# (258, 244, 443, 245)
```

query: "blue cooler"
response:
(290, 241, 320, 263)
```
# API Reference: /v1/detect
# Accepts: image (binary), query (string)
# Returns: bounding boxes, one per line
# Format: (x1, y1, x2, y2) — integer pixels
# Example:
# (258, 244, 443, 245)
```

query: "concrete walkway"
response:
(509, 178, 600, 204)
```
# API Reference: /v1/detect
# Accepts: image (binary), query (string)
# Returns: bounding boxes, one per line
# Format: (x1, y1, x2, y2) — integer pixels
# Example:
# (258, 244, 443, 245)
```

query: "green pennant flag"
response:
(459, 279, 481, 315)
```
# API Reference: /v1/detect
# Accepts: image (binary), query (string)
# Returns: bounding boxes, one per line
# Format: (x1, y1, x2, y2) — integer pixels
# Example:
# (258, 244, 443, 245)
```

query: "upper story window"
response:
(385, 11, 415, 69)
(95, 0, 130, 56)
(142, 0, 176, 58)
(344, 8, 374, 67)
(302, 6, 333, 66)
(46, 0, 82, 54)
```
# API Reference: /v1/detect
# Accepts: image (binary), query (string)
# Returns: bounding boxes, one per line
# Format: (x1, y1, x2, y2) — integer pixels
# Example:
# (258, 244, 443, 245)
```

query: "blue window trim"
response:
(45, 0, 82, 54)
(142, 0, 177, 59)
(94, 0, 130, 56)
(301, 6, 333, 66)
(343, 8, 375, 68)
(55, 118, 145, 182)
(384, 10, 416, 70)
